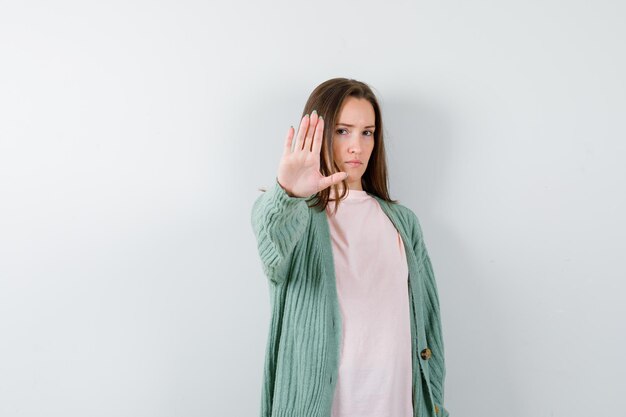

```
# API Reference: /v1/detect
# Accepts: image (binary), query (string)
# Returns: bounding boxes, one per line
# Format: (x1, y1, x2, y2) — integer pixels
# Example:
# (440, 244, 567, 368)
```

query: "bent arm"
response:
(250, 178, 311, 285)
(410, 211, 449, 416)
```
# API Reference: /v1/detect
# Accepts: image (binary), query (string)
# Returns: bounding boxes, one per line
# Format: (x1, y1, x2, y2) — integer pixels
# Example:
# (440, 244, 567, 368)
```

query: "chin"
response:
(346, 173, 364, 183)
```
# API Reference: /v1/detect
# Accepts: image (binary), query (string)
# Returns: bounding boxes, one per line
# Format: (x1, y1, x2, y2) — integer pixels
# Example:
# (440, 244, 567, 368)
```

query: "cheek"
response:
(331, 139, 342, 160)
(365, 141, 375, 157)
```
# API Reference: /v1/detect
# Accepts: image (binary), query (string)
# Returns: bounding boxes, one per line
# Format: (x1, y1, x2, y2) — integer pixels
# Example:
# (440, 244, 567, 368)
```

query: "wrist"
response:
(276, 177, 296, 197)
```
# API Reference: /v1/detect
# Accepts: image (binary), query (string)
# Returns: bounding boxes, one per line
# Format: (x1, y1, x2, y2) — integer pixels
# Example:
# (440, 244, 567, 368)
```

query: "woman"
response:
(251, 78, 449, 417)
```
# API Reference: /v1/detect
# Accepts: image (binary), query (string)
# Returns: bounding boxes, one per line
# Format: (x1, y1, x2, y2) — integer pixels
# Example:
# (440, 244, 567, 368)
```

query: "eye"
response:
(336, 128, 348, 135)
(363, 130, 374, 136)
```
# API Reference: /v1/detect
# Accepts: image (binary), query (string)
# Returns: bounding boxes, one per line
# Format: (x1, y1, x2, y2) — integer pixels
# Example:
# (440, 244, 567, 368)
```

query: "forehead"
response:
(337, 97, 375, 124)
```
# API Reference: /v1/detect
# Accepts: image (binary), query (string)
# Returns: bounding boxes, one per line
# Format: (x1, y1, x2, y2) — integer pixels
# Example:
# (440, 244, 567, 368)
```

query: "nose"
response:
(348, 136, 361, 154)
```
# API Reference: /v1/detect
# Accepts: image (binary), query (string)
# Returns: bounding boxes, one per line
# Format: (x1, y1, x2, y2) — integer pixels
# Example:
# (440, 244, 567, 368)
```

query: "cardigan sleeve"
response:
(408, 210, 449, 417)
(250, 178, 312, 285)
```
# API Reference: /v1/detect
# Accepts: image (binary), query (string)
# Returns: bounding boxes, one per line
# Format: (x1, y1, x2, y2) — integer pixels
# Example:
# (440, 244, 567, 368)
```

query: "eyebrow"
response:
(336, 123, 376, 129)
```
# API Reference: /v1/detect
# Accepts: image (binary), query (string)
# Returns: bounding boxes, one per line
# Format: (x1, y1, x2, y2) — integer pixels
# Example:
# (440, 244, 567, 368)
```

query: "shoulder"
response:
(378, 197, 417, 221)
(376, 197, 423, 236)
(394, 201, 418, 221)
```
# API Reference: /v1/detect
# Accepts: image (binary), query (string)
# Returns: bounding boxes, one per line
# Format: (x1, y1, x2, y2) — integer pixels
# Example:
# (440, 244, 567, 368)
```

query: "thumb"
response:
(320, 172, 348, 190)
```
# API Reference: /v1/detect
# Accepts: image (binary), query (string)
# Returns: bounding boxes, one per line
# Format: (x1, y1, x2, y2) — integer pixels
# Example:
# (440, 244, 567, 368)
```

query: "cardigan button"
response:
(420, 347, 432, 360)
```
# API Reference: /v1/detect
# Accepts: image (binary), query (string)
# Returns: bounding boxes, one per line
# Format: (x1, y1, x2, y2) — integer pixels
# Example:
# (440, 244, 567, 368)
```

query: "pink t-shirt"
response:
(326, 188, 413, 417)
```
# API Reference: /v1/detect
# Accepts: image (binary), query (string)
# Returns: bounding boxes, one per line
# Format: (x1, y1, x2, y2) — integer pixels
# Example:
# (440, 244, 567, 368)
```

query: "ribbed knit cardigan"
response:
(251, 178, 449, 417)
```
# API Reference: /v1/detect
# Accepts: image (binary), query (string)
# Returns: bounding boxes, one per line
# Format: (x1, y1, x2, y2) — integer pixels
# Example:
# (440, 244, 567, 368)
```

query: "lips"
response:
(346, 161, 362, 167)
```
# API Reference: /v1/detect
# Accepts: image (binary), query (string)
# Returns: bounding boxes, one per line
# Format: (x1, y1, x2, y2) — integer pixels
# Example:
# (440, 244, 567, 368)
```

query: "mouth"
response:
(345, 161, 362, 167)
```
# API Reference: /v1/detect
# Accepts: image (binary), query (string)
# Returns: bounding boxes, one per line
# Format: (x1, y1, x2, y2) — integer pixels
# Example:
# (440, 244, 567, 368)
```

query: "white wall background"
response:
(1, 1, 624, 416)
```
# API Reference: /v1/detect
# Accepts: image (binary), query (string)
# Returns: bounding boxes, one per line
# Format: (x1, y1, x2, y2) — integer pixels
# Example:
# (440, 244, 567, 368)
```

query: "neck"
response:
(339, 180, 363, 192)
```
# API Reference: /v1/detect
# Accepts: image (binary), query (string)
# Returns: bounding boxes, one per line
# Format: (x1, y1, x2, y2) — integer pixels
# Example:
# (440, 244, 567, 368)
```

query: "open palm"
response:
(277, 111, 347, 198)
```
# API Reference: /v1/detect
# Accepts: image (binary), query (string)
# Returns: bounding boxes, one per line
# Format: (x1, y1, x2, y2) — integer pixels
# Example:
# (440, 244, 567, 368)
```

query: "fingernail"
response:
(312, 109, 317, 115)
(319, 115, 323, 120)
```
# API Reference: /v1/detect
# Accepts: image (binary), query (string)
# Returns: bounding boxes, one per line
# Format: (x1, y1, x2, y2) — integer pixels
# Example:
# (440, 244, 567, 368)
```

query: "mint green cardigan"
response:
(251, 179, 449, 417)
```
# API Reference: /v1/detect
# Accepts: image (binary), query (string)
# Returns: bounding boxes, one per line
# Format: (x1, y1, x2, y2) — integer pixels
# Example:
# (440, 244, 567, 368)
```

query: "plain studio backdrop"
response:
(1, 1, 624, 416)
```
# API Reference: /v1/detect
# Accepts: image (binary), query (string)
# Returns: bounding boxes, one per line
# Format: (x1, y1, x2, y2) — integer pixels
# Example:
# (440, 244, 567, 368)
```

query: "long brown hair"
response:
(302, 78, 397, 214)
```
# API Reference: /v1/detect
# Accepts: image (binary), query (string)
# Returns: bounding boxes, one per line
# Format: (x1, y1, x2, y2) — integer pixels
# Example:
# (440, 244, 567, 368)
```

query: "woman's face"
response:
(331, 97, 376, 191)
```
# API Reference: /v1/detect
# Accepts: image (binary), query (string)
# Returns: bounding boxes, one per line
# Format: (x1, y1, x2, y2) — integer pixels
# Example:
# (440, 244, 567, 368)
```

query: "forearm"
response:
(251, 178, 311, 284)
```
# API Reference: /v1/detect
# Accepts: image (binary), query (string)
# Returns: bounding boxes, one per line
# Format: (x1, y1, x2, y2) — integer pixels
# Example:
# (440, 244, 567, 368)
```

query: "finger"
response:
(304, 111, 318, 151)
(311, 116, 324, 154)
(319, 172, 348, 191)
(282, 125, 294, 157)
(294, 114, 309, 152)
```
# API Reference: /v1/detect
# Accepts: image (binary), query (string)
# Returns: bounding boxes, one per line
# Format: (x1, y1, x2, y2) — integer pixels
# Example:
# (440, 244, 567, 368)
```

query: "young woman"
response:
(251, 78, 449, 417)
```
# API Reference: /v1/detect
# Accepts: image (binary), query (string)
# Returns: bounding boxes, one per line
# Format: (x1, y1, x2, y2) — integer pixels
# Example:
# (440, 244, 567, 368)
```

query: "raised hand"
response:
(276, 111, 348, 198)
